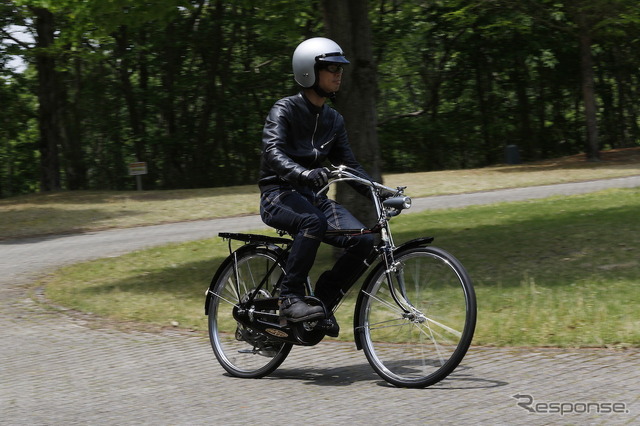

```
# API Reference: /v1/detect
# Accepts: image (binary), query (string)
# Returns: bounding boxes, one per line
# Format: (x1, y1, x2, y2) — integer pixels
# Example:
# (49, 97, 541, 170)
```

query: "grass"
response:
(0, 185, 259, 240)
(1, 147, 639, 240)
(5, 147, 638, 347)
(41, 187, 640, 347)
(399, 188, 640, 347)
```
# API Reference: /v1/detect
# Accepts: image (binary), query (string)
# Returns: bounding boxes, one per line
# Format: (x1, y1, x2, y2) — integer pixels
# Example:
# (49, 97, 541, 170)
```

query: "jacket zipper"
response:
(311, 113, 320, 161)
(320, 136, 334, 149)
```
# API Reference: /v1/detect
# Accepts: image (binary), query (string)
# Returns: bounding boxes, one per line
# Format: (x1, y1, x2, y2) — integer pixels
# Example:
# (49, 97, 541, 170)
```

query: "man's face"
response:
(318, 63, 344, 93)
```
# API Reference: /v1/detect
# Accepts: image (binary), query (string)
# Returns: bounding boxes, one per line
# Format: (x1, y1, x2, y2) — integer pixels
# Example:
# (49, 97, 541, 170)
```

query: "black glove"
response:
(379, 189, 396, 200)
(301, 167, 330, 188)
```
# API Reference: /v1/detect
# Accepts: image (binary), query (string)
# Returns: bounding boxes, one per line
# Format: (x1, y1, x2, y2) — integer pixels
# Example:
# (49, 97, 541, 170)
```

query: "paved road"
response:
(1, 176, 639, 425)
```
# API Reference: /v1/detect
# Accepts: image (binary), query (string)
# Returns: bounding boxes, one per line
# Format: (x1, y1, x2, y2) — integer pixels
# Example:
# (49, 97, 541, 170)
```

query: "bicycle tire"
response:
(357, 246, 476, 388)
(208, 246, 292, 378)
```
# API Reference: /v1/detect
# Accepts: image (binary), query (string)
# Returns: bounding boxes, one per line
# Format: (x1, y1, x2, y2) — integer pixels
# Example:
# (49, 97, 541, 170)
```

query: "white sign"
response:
(128, 162, 148, 176)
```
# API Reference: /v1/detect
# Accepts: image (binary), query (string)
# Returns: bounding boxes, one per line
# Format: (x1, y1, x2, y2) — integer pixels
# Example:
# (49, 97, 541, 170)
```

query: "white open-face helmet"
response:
(292, 37, 350, 88)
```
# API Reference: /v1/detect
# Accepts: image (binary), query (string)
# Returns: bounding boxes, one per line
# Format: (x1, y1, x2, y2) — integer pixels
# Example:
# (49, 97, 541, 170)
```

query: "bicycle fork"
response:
(378, 225, 413, 314)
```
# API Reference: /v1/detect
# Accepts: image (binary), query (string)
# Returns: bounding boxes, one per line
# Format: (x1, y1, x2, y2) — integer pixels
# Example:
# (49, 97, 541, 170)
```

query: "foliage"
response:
(374, 0, 640, 168)
(1, 0, 640, 196)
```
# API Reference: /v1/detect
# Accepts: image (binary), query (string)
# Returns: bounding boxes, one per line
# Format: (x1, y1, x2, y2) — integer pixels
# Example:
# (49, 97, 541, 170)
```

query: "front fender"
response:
(352, 236, 434, 350)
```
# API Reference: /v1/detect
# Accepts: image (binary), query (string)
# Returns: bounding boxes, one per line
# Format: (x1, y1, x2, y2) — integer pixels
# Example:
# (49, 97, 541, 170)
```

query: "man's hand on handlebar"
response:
(301, 167, 330, 189)
(379, 188, 396, 200)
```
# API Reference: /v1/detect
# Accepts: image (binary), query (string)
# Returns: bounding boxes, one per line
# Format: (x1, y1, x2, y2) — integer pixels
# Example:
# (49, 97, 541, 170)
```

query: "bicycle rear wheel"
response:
(357, 246, 476, 388)
(208, 247, 292, 378)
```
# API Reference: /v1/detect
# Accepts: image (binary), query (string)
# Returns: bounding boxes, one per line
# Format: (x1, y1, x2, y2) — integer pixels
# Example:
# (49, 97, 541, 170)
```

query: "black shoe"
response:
(279, 297, 324, 323)
(316, 314, 340, 337)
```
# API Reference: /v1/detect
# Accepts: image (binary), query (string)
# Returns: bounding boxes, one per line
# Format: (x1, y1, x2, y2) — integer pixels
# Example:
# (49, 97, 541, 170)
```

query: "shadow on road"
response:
(254, 362, 508, 390)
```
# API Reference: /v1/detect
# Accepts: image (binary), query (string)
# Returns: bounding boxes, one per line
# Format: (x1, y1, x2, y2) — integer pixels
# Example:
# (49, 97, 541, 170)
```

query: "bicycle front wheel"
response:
(357, 246, 476, 388)
(208, 247, 292, 378)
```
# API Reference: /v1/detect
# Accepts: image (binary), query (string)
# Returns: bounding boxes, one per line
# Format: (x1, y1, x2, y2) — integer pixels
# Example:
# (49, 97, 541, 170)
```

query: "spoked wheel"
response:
(208, 247, 292, 378)
(357, 246, 476, 388)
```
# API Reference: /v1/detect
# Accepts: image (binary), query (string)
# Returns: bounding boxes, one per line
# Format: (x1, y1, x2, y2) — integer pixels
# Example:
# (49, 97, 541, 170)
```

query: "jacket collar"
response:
(298, 92, 324, 115)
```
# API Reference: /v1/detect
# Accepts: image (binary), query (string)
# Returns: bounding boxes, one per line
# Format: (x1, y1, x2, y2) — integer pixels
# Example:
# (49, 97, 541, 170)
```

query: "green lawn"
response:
(42, 187, 640, 347)
(2, 147, 639, 240)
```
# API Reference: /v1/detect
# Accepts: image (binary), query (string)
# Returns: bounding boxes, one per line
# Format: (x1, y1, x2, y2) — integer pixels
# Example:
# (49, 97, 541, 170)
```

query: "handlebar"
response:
(316, 166, 396, 194)
(316, 165, 412, 216)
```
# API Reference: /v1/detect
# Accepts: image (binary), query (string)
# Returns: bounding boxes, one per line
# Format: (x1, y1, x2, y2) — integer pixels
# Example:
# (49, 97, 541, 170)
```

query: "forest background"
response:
(1, 0, 639, 199)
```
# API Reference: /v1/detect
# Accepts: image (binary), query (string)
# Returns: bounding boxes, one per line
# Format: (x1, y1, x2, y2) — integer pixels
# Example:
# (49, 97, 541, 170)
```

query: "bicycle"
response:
(204, 165, 476, 388)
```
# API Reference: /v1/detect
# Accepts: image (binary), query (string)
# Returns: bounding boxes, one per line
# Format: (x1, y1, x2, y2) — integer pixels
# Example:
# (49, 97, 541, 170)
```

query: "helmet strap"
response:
(312, 62, 337, 101)
(313, 85, 336, 101)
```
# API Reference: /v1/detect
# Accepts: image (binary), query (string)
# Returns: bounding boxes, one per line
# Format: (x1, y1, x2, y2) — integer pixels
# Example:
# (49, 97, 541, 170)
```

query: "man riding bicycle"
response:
(258, 37, 378, 336)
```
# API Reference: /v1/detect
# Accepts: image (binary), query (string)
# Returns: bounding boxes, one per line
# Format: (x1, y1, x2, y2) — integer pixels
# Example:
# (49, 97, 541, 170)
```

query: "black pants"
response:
(260, 188, 374, 307)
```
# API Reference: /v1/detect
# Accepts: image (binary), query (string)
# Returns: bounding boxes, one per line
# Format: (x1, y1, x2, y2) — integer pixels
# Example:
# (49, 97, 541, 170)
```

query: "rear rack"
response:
(219, 232, 293, 246)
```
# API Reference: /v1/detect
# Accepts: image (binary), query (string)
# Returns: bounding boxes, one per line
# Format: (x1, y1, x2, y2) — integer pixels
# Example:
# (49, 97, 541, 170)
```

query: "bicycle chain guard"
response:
(232, 295, 326, 346)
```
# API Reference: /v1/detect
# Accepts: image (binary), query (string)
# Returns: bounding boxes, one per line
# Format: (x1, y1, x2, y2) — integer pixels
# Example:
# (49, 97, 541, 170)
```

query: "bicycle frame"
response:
(319, 167, 424, 316)
(205, 165, 435, 346)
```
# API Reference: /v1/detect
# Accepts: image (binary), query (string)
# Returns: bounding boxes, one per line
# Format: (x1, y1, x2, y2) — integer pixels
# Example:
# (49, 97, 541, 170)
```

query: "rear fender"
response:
(204, 243, 286, 315)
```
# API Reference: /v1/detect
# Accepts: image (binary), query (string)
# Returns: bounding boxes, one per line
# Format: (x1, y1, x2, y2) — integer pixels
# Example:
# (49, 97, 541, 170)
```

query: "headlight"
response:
(383, 196, 412, 210)
(402, 197, 412, 209)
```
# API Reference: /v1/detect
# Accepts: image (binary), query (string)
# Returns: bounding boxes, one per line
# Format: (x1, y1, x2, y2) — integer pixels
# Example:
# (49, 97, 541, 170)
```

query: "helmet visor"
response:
(315, 52, 350, 64)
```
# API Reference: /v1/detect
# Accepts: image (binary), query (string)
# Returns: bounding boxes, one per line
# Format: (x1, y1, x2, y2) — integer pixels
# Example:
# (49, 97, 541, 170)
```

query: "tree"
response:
(0, 2, 38, 196)
(524, 0, 640, 161)
(2, 0, 640, 197)
(323, 0, 381, 226)
(7, 0, 190, 192)
(31, 5, 63, 191)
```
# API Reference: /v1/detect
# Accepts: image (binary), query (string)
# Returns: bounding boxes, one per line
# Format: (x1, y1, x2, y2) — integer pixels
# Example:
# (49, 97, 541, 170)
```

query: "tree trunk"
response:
(64, 57, 88, 190)
(114, 26, 146, 163)
(159, 22, 183, 186)
(612, 46, 637, 147)
(322, 0, 381, 227)
(196, 0, 225, 187)
(512, 36, 533, 160)
(474, 57, 493, 165)
(578, 13, 600, 161)
(32, 7, 62, 192)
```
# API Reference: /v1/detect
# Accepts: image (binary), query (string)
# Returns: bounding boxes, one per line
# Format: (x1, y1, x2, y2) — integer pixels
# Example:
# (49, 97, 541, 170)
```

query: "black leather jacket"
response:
(259, 92, 370, 195)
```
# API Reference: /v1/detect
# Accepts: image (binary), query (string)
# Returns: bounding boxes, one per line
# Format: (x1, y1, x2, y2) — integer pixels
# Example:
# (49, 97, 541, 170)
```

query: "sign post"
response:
(128, 162, 148, 191)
